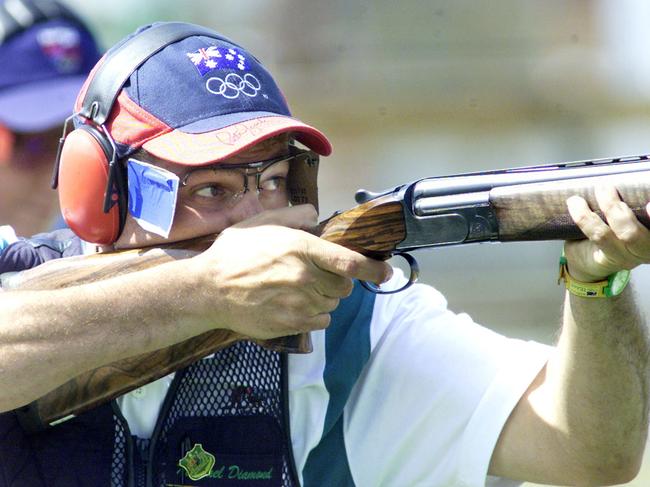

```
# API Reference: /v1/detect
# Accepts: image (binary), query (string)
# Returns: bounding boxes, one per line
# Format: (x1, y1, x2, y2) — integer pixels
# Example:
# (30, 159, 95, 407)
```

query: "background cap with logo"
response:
(0, 0, 101, 132)
(75, 22, 332, 166)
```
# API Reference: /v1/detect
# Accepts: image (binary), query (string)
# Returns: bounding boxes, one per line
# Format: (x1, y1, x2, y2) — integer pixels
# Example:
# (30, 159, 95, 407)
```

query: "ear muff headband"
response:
(55, 22, 235, 244)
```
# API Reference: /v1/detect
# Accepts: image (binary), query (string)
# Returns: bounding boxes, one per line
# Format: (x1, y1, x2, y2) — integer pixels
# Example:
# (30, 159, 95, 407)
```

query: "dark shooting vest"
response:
(0, 230, 375, 487)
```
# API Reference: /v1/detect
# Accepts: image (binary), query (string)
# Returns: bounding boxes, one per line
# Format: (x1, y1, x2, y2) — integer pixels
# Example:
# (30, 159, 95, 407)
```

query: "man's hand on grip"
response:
(188, 205, 392, 339)
(565, 186, 650, 282)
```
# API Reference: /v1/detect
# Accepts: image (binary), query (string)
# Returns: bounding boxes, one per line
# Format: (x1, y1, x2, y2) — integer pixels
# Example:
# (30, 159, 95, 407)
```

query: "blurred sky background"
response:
(63, 1, 650, 484)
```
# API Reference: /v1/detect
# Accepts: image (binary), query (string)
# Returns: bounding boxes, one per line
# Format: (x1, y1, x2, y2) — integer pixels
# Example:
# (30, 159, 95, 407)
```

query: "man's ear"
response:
(287, 150, 319, 213)
(0, 124, 14, 166)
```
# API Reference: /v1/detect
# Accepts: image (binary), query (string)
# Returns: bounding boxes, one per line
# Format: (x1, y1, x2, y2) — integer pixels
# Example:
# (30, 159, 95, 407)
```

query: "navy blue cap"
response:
(78, 23, 330, 165)
(0, 0, 100, 132)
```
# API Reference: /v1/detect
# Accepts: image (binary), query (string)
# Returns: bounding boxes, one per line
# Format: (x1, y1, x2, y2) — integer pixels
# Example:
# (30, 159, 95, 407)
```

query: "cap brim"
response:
(141, 114, 332, 165)
(0, 76, 85, 132)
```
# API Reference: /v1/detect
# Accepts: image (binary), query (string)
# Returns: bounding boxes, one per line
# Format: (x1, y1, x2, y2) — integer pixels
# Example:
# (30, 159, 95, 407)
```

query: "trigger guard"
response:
(361, 252, 420, 295)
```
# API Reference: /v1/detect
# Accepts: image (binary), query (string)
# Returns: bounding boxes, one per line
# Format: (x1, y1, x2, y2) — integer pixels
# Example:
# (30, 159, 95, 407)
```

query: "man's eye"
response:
(261, 176, 287, 192)
(194, 185, 229, 199)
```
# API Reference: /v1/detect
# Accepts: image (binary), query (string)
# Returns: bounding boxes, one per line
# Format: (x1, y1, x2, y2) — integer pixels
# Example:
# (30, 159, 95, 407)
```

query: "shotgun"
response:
(4, 153, 650, 431)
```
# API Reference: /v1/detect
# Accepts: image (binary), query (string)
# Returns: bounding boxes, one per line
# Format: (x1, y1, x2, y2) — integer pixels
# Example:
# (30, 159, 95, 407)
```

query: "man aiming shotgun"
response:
(0, 21, 648, 486)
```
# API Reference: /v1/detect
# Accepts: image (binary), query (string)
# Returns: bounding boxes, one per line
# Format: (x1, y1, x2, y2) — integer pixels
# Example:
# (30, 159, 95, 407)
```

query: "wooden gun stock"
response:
(491, 172, 650, 240)
(317, 193, 407, 258)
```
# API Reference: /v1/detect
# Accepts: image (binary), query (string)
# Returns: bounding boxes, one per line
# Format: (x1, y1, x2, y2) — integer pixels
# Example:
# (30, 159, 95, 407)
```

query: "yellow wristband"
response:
(558, 254, 631, 298)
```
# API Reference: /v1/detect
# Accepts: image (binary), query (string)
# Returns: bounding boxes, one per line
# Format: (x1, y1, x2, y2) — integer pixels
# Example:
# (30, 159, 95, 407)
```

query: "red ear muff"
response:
(57, 126, 121, 244)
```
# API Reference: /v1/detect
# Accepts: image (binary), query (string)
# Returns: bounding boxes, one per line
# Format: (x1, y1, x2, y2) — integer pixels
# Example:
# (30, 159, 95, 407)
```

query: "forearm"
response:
(542, 284, 649, 481)
(0, 260, 206, 412)
(492, 187, 650, 483)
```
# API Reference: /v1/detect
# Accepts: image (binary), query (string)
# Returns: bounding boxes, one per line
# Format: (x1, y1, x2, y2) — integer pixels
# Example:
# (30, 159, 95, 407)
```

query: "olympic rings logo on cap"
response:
(205, 73, 262, 99)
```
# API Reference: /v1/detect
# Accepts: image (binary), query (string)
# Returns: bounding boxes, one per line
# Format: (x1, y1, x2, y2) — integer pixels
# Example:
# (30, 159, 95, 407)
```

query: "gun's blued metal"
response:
(361, 252, 420, 294)
(413, 156, 650, 199)
(391, 184, 498, 250)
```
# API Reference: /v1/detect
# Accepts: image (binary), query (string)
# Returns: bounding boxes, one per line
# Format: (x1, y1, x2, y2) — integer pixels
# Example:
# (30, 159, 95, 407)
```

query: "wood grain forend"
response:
(491, 172, 650, 241)
(36, 329, 240, 423)
(2, 247, 199, 290)
(32, 329, 310, 428)
(317, 194, 407, 258)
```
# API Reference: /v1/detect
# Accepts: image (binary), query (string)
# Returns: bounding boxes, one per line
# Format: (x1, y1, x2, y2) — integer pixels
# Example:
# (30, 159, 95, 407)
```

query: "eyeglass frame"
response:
(179, 145, 313, 207)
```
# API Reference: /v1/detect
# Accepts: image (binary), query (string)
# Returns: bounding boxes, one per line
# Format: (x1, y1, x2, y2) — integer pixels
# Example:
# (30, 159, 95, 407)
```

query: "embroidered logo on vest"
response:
(178, 444, 216, 481)
(176, 443, 275, 483)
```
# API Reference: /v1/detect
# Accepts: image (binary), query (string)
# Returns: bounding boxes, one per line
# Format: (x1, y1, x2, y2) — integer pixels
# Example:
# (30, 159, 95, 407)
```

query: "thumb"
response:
(232, 204, 318, 231)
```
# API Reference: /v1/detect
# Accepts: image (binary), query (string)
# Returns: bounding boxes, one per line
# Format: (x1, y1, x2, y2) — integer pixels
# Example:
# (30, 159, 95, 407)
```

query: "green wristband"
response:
(558, 254, 631, 298)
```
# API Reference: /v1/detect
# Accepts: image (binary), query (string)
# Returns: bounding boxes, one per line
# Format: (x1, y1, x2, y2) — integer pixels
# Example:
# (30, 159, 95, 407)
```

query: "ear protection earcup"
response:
(57, 126, 121, 244)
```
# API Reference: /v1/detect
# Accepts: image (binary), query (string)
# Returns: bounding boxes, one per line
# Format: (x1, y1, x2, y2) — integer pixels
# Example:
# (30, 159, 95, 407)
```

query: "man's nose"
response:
(229, 189, 265, 223)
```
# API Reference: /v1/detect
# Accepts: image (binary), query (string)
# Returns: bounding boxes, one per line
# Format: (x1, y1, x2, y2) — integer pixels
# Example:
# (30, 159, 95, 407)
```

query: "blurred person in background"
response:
(0, 0, 100, 241)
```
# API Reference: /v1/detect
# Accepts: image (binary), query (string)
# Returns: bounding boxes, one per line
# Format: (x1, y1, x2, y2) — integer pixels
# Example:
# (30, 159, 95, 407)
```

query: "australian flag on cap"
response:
(187, 46, 248, 77)
(37, 26, 83, 74)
